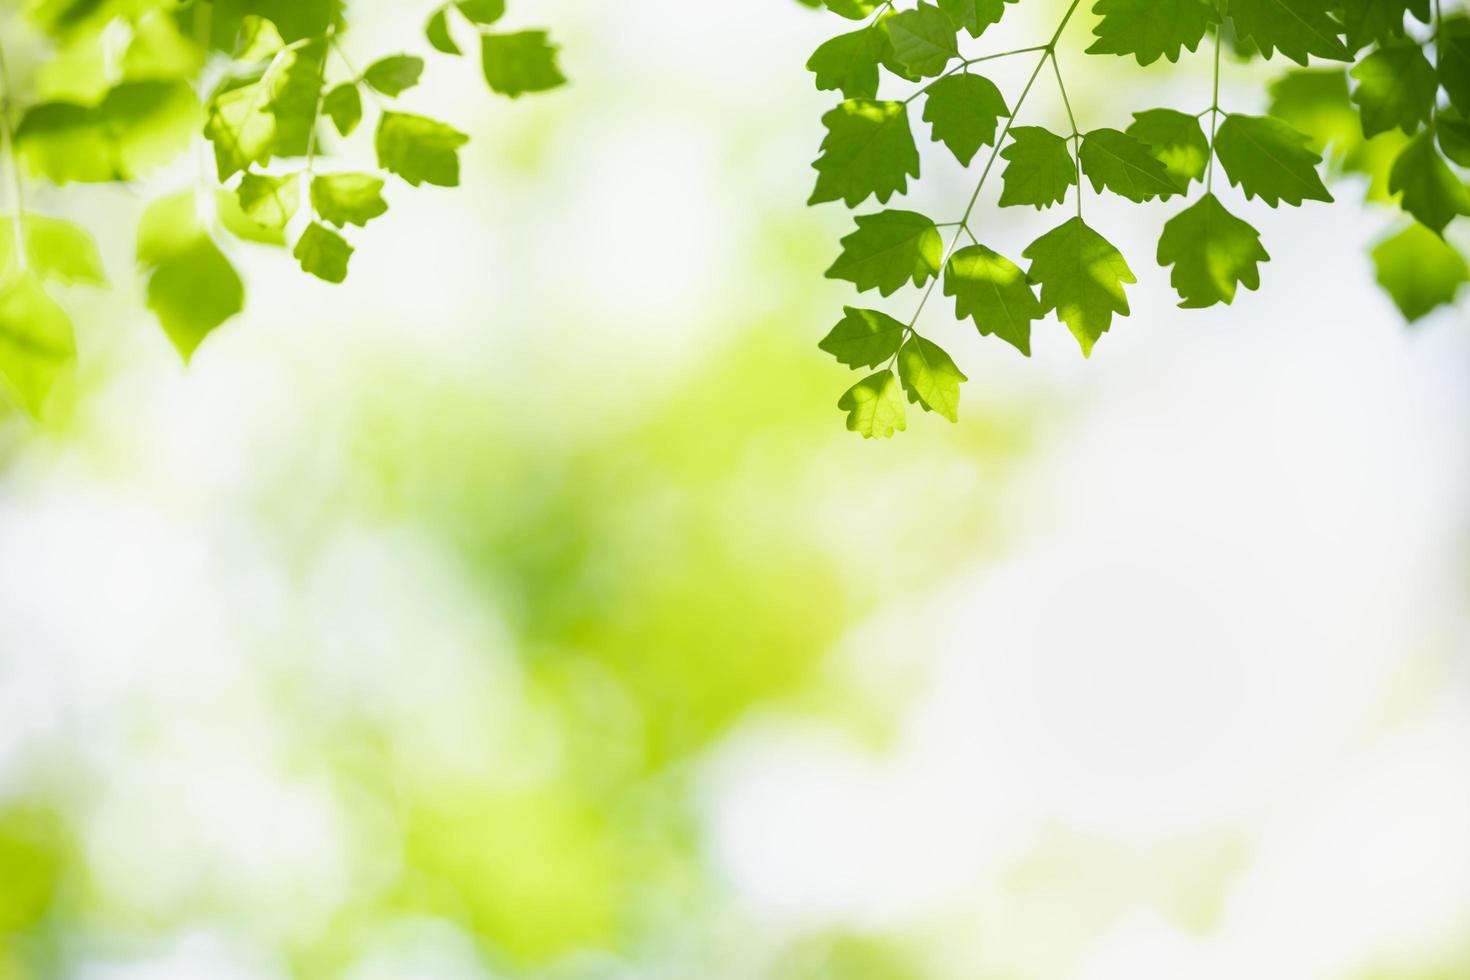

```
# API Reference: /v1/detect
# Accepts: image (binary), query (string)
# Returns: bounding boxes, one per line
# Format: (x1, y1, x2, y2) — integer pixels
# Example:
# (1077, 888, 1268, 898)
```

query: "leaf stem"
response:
(903, 45, 1051, 104)
(1206, 21, 1222, 193)
(0, 36, 28, 274)
(1051, 52, 1082, 218)
(902, 0, 1087, 335)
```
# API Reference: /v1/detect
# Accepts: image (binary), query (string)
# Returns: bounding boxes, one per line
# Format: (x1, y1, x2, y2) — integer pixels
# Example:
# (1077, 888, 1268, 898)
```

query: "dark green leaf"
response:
(1440, 18, 1470, 116)
(1226, 0, 1349, 64)
(1341, 0, 1412, 52)
(1350, 41, 1437, 137)
(1439, 107, 1470, 166)
(456, 0, 506, 24)
(1388, 130, 1470, 235)
(943, 243, 1043, 355)
(1087, 0, 1216, 65)
(1214, 113, 1334, 206)
(826, 209, 943, 296)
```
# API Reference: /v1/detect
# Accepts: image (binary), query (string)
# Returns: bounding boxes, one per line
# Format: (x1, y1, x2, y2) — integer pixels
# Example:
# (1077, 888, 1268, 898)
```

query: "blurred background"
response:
(1, 1, 1469, 978)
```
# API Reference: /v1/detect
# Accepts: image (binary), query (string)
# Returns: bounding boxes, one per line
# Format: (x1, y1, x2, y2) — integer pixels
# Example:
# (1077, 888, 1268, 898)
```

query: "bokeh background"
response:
(1, 1, 1469, 978)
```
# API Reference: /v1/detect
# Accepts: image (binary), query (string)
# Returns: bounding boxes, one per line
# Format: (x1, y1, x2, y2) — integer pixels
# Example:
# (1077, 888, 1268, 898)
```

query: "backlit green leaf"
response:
(1350, 41, 1437, 137)
(1023, 217, 1135, 356)
(884, 1, 959, 77)
(363, 55, 425, 97)
(808, 28, 884, 100)
(839, 370, 907, 438)
(0, 216, 106, 286)
(1126, 108, 1210, 186)
(897, 336, 966, 421)
(1226, 0, 1349, 65)
(324, 83, 363, 137)
(1156, 193, 1270, 308)
(810, 100, 921, 207)
(998, 127, 1076, 209)
(311, 173, 389, 228)
(137, 191, 245, 360)
(376, 111, 470, 187)
(1078, 127, 1182, 201)
(923, 73, 1008, 166)
(1388, 130, 1470, 235)
(826, 210, 943, 296)
(1371, 222, 1468, 319)
(820, 307, 907, 368)
(937, 0, 1018, 38)
(481, 32, 567, 98)
(1087, 0, 1216, 65)
(427, 7, 462, 55)
(0, 273, 75, 418)
(294, 222, 354, 284)
(943, 243, 1043, 355)
(1214, 113, 1333, 207)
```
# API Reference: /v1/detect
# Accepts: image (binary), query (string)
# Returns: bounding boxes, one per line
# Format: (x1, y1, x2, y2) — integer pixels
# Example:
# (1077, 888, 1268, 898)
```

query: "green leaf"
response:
(884, 1, 960, 77)
(1213, 113, 1334, 207)
(1156, 193, 1270, 308)
(0, 273, 75, 418)
(294, 222, 354, 284)
(16, 81, 200, 184)
(427, 7, 462, 55)
(481, 31, 567, 98)
(1341, 0, 1412, 52)
(808, 28, 884, 100)
(1371, 222, 1468, 320)
(819, 307, 907, 368)
(1440, 18, 1470, 117)
(235, 172, 299, 238)
(1086, 0, 1216, 65)
(922, 73, 1008, 166)
(217, 188, 286, 246)
(824, 0, 884, 19)
(376, 111, 470, 187)
(1388, 130, 1470, 235)
(809, 100, 921, 207)
(311, 173, 389, 228)
(1439, 107, 1470, 166)
(897, 336, 966, 421)
(363, 55, 425, 97)
(0, 216, 107, 286)
(323, 83, 362, 137)
(217, 0, 342, 44)
(1226, 0, 1350, 64)
(839, 370, 907, 438)
(1350, 41, 1437, 137)
(234, 15, 285, 63)
(936, 0, 1018, 38)
(457, 0, 507, 24)
(205, 43, 324, 179)
(1078, 127, 1182, 201)
(1266, 68, 1362, 163)
(998, 127, 1077, 209)
(1023, 217, 1135, 357)
(943, 243, 1043, 355)
(826, 210, 943, 296)
(137, 191, 245, 360)
(1126, 109, 1210, 186)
